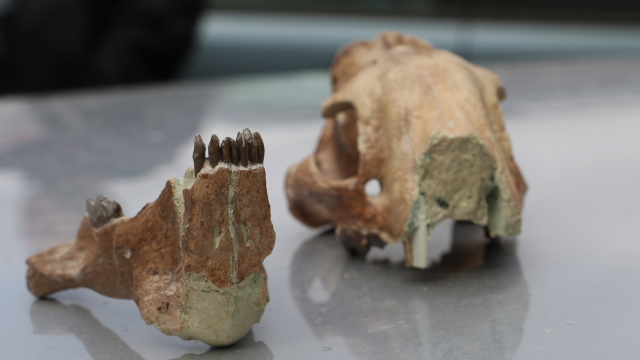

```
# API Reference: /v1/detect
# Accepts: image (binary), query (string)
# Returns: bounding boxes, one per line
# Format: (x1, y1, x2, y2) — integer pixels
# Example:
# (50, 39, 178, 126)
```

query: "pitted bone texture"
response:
(27, 129, 275, 346)
(286, 31, 527, 268)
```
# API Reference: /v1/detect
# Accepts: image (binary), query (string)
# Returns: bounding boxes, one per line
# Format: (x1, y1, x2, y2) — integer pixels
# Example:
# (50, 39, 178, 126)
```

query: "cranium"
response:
(26, 129, 275, 346)
(286, 32, 527, 268)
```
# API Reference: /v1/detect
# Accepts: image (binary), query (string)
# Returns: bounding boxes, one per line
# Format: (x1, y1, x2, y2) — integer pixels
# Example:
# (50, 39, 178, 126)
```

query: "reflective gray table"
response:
(1, 56, 640, 359)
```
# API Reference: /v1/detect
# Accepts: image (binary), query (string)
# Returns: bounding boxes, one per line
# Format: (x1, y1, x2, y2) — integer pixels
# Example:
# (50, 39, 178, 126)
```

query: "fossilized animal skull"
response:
(27, 129, 275, 346)
(286, 32, 527, 268)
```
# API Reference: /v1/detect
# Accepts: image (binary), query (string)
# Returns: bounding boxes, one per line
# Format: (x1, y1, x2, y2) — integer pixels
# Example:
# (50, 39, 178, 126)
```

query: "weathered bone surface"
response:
(27, 129, 275, 346)
(286, 32, 527, 268)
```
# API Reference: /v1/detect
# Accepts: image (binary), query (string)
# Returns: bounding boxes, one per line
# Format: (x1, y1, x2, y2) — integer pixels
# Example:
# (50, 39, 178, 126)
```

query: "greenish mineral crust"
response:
(403, 133, 522, 268)
(171, 167, 197, 236)
(157, 271, 267, 347)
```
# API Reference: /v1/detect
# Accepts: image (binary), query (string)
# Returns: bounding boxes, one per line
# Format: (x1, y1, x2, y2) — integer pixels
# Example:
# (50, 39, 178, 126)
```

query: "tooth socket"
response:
(243, 128, 258, 164)
(229, 138, 239, 165)
(220, 138, 231, 163)
(208, 134, 220, 168)
(193, 135, 206, 176)
(253, 132, 265, 164)
(237, 132, 248, 167)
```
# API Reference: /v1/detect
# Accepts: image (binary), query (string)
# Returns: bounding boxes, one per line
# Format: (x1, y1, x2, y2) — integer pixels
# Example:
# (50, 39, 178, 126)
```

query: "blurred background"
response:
(1, 0, 640, 93)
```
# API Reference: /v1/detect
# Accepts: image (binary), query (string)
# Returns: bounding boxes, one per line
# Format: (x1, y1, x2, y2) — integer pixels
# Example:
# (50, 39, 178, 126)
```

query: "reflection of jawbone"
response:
(30, 299, 274, 360)
(291, 222, 529, 360)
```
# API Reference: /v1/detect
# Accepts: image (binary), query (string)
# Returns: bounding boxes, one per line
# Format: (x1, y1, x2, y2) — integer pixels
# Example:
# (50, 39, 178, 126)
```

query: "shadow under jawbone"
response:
(290, 221, 529, 360)
(30, 299, 273, 360)
(30, 299, 145, 360)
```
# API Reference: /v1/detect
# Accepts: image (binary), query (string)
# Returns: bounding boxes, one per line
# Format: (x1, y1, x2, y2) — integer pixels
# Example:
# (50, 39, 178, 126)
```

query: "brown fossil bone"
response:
(26, 129, 275, 346)
(285, 32, 527, 268)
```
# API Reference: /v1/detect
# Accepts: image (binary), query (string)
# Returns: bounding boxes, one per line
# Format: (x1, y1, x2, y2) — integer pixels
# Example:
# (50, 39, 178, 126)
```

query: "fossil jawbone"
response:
(27, 129, 275, 346)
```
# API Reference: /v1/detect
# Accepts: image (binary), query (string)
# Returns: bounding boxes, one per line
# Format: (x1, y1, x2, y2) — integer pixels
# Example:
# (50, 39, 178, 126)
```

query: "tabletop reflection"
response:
(0, 90, 207, 252)
(291, 221, 529, 360)
(31, 299, 145, 360)
(30, 299, 273, 360)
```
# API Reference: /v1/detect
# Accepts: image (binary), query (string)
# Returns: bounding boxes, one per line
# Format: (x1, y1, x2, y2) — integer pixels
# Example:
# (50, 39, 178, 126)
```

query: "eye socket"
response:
(315, 108, 360, 180)
(365, 178, 382, 196)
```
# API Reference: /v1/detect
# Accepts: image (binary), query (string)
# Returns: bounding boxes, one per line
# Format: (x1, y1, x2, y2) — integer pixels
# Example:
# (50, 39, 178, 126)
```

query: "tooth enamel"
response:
(253, 132, 264, 164)
(209, 134, 220, 168)
(86, 195, 124, 228)
(244, 128, 258, 164)
(229, 138, 239, 166)
(192, 135, 206, 176)
(237, 131, 248, 167)
(410, 196, 428, 269)
(220, 137, 231, 164)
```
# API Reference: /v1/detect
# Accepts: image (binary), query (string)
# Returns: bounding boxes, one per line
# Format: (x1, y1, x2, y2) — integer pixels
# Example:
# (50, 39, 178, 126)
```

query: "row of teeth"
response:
(193, 128, 265, 176)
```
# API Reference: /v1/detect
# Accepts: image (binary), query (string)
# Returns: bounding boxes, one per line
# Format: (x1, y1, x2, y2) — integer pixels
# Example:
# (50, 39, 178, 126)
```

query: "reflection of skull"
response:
(286, 32, 527, 268)
(290, 224, 528, 360)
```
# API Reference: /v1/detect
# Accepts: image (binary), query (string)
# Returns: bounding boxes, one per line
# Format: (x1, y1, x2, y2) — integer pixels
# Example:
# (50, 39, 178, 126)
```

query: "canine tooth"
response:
(244, 129, 258, 164)
(229, 138, 239, 165)
(209, 134, 220, 167)
(253, 132, 265, 163)
(193, 135, 206, 175)
(220, 137, 231, 163)
(237, 132, 248, 167)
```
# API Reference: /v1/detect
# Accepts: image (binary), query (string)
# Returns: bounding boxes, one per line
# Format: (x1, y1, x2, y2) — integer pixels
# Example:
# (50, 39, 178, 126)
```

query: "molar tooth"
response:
(220, 137, 231, 163)
(86, 197, 95, 214)
(192, 135, 206, 176)
(86, 195, 123, 228)
(209, 134, 220, 168)
(253, 132, 265, 163)
(229, 138, 239, 165)
(244, 128, 258, 164)
(237, 131, 248, 167)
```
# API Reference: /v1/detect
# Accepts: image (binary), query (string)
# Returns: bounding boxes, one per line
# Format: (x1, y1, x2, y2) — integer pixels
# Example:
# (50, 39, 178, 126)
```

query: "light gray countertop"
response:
(1, 56, 640, 359)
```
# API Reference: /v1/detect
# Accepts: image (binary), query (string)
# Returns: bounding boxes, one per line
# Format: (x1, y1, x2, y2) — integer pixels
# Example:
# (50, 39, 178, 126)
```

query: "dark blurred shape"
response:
(213, 0, 640, 23)
(0, 0, 202, 95)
